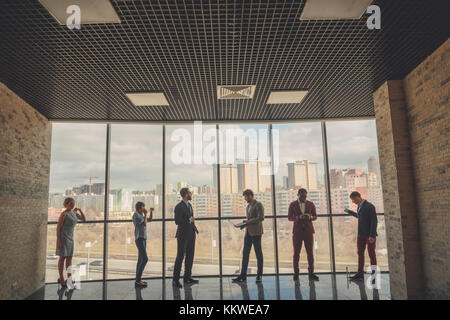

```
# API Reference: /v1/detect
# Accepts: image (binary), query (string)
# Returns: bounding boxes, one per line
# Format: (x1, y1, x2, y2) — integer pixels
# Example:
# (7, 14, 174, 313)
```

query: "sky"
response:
(49, 120, 379, 193)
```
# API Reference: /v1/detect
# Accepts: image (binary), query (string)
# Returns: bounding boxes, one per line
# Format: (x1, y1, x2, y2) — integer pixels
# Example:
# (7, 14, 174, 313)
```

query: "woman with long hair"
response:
(56, 197, 86, 287)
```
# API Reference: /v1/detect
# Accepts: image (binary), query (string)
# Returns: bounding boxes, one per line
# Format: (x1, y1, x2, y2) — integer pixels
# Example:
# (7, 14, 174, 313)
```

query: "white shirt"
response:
(298, 199, 306, 214)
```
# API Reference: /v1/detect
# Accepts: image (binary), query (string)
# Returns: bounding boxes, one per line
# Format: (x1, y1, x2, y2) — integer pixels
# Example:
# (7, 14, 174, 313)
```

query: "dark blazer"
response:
(288, 200, 317, 234)
(346, 200, 378, 238)
(174, 201, 199, 239)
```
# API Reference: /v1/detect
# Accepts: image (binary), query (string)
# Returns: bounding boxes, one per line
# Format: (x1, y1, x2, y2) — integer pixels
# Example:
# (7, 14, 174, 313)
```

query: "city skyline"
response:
(49, 121, 380, 194)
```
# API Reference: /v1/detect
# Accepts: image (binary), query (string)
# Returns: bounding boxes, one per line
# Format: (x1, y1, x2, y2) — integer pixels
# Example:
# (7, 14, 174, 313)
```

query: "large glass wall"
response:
(273, 122, 331, 273)
(46, 120, 388, 282)
(165, 124, 219, 275)
(107, 124, 163, 279)
(325, 120, 387, 272)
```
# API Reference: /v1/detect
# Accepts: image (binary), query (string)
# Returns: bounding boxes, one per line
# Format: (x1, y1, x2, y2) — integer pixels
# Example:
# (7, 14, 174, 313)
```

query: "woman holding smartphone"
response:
(56, 197, 86, 287)
(132, 202, 154, 287)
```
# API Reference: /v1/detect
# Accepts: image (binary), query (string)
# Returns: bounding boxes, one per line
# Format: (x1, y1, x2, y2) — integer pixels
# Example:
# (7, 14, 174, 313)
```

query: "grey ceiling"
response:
(0, 0, 449, 122)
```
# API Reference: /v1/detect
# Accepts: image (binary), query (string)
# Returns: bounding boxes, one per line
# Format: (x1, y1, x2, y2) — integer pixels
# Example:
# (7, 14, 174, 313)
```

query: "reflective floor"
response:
(34, 274, 390, 300)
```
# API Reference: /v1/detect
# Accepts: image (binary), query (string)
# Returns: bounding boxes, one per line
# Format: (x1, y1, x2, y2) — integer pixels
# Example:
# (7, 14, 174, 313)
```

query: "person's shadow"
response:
(57, 287, 66, 300)
(65, 288, 74, 300)
(372, 288, 380, 300)
(135, 287, 144, 300)
(184, 284, 194, 300)
(172, 283, 194, 300)
(294, 280, 303, 300)
(236, 281, 250, 300)
(294, 279, 317, 300)
(173, 285, 181, 300)
(308, 280, 317, 300)
(355, 280, 368, 300)
(257, 282, 265, 300)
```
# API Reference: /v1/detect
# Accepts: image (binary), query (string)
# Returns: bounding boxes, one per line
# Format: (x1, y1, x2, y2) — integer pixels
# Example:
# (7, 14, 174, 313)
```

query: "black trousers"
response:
(173, 233, 196, 281)
(240, 231, 263, 277)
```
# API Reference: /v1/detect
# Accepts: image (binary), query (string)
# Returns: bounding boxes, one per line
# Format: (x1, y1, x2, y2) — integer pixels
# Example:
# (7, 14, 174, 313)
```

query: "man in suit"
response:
(288, 188, 319, 281)
(344, 191, 378, 281)
(172, 187, 199, 288)
(232, 189, 265, 283)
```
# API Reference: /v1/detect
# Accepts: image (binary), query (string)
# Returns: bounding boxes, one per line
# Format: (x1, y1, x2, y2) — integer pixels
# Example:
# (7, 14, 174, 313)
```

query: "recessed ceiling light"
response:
(300, 0, 373, 20)
(126, 93, 169, 106)
(266, 90, 308, 104)
(38, 0, 121, 25)
(217, 85, 256, 99)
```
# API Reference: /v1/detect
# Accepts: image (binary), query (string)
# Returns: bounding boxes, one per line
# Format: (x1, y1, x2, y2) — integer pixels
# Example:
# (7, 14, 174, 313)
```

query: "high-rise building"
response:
(257, 161, 271, 192)
(282, 176, 289, 189)
(330, 169, 346, 189)
(156, 184, 174, 195)
(237, 162, 258, 191)
(368, 156, 381, 186)
(91, 182, 105, 195)
(287, 160, 319, 190)
(214, 164, 238, 194)
(344, 169, 367, 191)
(236, 160, 271, 192)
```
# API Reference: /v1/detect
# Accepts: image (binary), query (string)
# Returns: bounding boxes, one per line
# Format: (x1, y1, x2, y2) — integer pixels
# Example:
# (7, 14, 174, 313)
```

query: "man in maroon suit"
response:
(288, 188, 319, 281)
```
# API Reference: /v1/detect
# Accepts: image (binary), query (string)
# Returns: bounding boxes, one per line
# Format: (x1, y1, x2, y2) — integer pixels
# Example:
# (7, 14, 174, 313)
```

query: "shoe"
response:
(183, 278, 199, 285)
(293, 274, 299, 281)
(135, 281, 147, 287)
(349, 273, 364, 281)
(255, 276, 262, 283)
(232, 276, 246, 283)
(57, 278, 67, 288)
(309, 273, 319, 281)
(172, 280, 183, 288)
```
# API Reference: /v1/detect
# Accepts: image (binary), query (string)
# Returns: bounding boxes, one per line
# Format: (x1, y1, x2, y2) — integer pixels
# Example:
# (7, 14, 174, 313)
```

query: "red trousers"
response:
(357, 236, 377, 274)
(292, 231, 314, 274)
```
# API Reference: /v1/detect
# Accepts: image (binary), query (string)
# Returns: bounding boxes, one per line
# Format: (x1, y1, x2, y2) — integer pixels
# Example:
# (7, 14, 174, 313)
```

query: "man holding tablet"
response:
(232, 189, 265, 283)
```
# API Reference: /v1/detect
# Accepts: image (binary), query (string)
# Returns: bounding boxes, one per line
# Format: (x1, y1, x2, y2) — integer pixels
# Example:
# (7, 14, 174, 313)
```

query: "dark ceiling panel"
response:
(0, 0, 449, 122)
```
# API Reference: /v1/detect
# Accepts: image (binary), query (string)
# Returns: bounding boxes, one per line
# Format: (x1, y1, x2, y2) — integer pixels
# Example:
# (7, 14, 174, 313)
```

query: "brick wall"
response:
(402, 39, 449, 299)
(0, 82, 51, 299)
(374, 39, 449, 299)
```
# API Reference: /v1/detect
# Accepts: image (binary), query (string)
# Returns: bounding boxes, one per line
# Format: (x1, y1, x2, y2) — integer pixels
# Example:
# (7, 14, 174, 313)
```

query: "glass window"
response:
(109, 124, 163, 219)
(325, 120, 384, 214)
(272, 122, 328, 215)
(107, 221, 162, 279)
(277, 217, 331, 273)
(106, 124, 163, 279)
(219, 124, 273, 217)
(165, 124, 218, 219)
(333, 215, 388, 272)
(165, 220, 220, 276)
(221, 218, 275, 276)
(46, 223, 104, 283)
(48, 123, 107, 222)
(45, 120, 388, 282)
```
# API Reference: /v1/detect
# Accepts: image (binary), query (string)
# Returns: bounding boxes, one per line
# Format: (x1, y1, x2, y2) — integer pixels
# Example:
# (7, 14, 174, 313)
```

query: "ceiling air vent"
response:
(217, 85, 256, 100)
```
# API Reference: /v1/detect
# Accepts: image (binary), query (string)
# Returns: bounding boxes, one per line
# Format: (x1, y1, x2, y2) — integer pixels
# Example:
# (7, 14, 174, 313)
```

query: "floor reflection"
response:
(37, 273, 390, 300)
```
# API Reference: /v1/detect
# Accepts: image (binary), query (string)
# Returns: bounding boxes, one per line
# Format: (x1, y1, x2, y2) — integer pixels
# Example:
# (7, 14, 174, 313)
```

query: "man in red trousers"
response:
(288, 188, 319, 281)
(344, 191, 378, 281)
